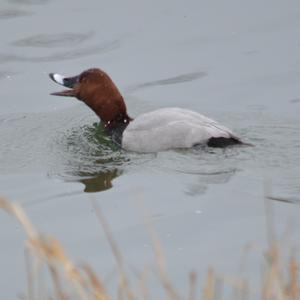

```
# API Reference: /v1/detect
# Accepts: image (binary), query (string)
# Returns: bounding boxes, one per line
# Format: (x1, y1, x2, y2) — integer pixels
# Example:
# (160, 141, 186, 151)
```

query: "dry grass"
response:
(0, 196, 299, 300)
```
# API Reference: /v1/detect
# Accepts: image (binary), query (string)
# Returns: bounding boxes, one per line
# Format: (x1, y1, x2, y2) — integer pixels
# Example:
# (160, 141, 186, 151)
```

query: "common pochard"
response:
(49, 68, 244, 153)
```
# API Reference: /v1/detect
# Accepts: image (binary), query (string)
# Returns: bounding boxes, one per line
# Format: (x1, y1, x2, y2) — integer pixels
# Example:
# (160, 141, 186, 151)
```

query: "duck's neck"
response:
(102, 114, 133, 146)
(103, 113, 132, 130)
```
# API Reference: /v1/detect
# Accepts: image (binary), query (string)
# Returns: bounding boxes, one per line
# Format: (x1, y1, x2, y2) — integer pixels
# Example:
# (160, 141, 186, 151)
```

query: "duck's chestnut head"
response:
(49, 68, 130, 126)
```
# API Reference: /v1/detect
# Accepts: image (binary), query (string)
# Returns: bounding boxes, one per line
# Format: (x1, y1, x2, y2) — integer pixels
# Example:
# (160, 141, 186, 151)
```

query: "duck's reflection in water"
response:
(77, 169, 121, 193)
(22, 168, 122, 207)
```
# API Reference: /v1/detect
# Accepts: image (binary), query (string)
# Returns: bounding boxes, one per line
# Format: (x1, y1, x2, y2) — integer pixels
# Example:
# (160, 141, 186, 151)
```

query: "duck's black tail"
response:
(207, 137, 253, 148)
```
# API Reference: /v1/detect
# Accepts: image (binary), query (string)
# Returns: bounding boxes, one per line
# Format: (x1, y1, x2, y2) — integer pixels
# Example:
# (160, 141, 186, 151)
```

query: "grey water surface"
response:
(0, 0, 300, 298)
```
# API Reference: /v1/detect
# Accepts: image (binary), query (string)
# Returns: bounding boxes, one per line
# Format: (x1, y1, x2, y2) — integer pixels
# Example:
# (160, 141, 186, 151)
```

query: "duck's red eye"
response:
(79, 76, 87, 83)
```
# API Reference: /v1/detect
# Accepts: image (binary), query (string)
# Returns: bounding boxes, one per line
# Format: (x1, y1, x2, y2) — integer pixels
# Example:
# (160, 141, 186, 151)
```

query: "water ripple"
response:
(0, 70, 16, 80)
(9, 0, 51, 5)
(126, 71, 207, 93)
(0, 40, 120, 63)
(0, 9, 32, 19)
(12, 32, 94, 48)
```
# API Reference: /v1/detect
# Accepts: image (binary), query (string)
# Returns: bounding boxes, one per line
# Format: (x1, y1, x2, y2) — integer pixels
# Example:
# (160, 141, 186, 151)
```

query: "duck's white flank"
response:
(122, 107, 239, 153)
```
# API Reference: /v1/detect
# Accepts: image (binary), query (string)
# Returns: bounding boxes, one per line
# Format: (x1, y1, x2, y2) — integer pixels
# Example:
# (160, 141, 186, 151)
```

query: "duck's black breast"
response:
(104, 121, 130, 147)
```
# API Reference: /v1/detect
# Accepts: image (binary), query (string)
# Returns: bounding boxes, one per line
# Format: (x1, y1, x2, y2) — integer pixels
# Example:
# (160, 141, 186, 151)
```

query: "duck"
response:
(49, 68, 244, 153)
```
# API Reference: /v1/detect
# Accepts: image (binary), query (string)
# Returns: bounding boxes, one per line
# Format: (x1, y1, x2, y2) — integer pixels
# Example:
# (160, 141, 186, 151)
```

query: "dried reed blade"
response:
(81, 264, 109, 300)
(138, 267, 150, 300)
(285, 254, 299, 300)
(91, 199, 136, 300)
(0, 197, 38, 240)
(188, 271, 197, 300)
(136, 200, 181, 300)
(149, 234, 179, 300)
(49, 265, 68, 300)
(203, 268, 215, 300)
(262, 244, 285, 300)
(0, 197, 88, 300)
(25, 249, 34, 300)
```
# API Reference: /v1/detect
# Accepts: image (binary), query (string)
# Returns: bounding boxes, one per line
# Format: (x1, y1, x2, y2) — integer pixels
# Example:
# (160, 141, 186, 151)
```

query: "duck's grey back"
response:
(122, 107, 239, 153)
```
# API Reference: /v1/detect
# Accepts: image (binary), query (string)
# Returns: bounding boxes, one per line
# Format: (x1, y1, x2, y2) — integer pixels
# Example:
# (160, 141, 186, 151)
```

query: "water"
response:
(0, 0, 300, 298)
